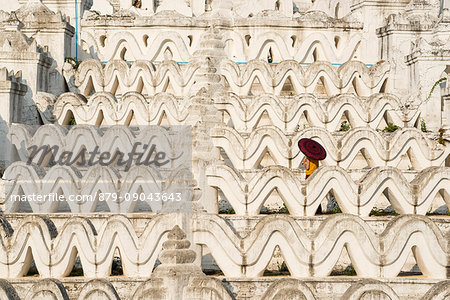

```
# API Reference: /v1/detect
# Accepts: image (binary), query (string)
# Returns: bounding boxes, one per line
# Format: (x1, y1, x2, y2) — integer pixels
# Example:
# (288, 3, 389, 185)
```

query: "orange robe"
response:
(305, 159, 319, 179)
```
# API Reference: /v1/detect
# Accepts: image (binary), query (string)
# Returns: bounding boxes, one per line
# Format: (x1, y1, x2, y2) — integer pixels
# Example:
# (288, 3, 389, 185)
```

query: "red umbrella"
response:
(298, 138, 327, 160)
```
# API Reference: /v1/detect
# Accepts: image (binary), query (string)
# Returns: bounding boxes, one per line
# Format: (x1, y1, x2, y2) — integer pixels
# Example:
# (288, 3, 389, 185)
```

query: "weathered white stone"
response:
(193, 214, 448, 278)
(0, 68, 27, 169)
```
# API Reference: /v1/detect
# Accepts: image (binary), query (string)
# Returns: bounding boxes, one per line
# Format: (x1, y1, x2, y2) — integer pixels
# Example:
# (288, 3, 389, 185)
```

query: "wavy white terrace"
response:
(0, 214, 448, 278)
(51, 92, 419, 130)
(65, 59, 390, 97)
(8, 124, 448, 170)
(79, 9, 364, 62)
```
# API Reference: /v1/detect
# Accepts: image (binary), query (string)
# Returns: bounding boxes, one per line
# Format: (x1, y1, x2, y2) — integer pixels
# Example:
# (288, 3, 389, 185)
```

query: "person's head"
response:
(301, 156, 310, 169)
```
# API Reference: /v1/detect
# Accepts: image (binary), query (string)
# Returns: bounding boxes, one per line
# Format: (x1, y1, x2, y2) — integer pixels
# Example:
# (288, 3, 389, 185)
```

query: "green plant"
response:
(339, 121, 351, 132)
(420, 118, 427, 132)
(279, 203, 290, 214)
(425, 77, 447, 102)
(220, 207, 235, 214)
(330, 206, 342, 214)
(342, 265, 357, 276)
(369, 208, 399, 216)
(65, 57, 82, 70)
(383, 122, 400, 133)
(330, 264, 357, 276)
(438, 128, 447, 145)
(68, 118, 76, 126)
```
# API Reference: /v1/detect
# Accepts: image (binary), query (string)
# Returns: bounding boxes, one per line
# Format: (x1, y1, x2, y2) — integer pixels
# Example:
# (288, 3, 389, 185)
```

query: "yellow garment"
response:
(306, 159, 319, 176)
